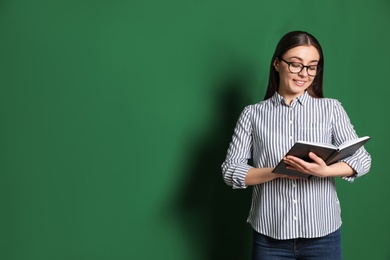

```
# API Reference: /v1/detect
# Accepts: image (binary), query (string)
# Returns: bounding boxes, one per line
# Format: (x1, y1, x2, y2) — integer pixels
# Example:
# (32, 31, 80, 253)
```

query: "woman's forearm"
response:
(245, 167, 285, 186)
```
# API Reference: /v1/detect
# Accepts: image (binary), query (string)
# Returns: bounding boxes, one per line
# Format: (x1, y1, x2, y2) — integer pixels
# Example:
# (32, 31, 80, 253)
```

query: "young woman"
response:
(221, 31, 371, 260)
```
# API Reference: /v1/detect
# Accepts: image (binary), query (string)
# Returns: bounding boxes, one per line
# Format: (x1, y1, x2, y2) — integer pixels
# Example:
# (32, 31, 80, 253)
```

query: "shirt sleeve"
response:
(331, 100, 372, 182)
(221, 105, 254, 189)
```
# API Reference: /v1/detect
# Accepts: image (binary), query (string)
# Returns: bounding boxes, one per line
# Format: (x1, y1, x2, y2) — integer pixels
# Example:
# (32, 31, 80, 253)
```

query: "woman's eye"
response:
(291, 63, 302, 68)
(308, 66, 317, 71)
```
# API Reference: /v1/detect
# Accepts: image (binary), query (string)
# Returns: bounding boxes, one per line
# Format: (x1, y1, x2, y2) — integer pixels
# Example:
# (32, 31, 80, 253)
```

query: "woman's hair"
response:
(263, 31, 324, 100)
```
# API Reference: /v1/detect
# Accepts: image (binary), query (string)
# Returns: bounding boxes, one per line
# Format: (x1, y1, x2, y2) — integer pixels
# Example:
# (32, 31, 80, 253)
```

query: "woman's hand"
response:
(283, 152, 356, 178)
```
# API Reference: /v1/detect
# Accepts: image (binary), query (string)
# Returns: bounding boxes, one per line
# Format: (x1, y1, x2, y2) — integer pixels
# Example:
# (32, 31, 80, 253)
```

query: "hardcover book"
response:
(272, 136, 371, 178)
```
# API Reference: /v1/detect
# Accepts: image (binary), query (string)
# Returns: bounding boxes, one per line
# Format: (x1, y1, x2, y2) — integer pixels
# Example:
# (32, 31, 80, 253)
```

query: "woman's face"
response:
(274, 45, 320, 104)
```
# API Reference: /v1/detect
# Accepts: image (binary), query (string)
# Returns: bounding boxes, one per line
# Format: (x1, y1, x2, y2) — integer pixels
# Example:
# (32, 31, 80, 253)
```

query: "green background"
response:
(0, 0, 389, 259)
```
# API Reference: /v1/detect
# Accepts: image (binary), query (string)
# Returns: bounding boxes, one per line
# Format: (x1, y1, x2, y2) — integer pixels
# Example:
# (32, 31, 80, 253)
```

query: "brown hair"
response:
(263, 31, 324, 100)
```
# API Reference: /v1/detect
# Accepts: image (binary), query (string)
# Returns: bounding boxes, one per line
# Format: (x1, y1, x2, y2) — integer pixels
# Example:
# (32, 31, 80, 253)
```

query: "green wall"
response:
(0, 0, 389, 259)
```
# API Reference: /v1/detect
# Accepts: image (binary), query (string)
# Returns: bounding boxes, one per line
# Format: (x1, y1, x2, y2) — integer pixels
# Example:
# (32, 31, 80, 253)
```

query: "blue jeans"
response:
(252, 229, 342, 260)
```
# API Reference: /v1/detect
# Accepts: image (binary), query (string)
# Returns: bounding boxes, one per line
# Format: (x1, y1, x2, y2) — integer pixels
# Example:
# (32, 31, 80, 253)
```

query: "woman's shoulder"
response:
(237, 100, 270, 119)
(312, 96, 343, 106)
(244, 99, 272, 112)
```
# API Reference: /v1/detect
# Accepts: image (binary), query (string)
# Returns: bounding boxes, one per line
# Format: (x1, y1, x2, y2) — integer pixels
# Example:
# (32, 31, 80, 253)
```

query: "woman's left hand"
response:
(283, 152, 331, 177)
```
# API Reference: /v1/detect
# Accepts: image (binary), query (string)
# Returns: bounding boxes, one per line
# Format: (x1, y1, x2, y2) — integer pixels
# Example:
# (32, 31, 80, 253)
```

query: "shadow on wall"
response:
(171, 68, 260, 259)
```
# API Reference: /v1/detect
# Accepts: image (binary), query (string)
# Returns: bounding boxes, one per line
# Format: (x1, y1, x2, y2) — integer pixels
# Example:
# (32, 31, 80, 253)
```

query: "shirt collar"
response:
(271, 91, 309, 107)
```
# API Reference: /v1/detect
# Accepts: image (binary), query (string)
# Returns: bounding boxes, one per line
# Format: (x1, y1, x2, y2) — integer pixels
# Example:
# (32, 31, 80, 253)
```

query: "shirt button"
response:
(293, 199, 297, 204)
(293, 216, 298, 220)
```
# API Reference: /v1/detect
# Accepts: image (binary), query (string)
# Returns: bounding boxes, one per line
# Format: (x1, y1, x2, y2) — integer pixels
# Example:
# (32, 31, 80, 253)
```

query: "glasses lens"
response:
(289, 62, 303, 73)
(289, 62, 318, 76)
(307, 66, 318, 76)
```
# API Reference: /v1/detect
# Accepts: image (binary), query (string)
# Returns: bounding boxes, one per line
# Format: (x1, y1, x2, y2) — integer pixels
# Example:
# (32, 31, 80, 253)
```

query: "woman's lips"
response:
(293, 79, 306, 86)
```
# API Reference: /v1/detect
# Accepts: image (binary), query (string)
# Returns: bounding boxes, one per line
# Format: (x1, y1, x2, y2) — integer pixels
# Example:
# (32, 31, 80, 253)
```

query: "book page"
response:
(338, 136, 371, 150)
(296, 140, 336, 149)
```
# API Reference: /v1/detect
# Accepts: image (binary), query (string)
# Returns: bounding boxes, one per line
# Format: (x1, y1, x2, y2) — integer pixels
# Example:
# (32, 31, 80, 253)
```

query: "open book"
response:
(272, 136, 371, 178)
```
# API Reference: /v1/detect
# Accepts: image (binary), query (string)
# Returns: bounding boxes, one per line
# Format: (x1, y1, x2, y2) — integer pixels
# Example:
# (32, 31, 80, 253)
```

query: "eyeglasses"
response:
(280, 58, 319, 76)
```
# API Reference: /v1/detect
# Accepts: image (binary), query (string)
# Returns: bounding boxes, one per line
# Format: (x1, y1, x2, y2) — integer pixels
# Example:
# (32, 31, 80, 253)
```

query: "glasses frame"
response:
(280, 58, 319, 76)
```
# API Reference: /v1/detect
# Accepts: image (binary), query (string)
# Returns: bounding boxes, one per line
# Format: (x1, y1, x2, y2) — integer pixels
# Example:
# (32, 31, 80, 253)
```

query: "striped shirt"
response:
(221, 91, 371, 240)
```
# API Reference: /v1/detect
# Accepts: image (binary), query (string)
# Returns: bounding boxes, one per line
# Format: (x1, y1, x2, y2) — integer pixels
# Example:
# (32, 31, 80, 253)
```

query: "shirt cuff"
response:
(232, 164, 253, 189)
(340, 156, 365, 182)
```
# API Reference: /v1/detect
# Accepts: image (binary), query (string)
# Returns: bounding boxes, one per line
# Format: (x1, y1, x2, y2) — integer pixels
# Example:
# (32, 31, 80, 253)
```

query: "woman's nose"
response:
(298, 68, 308, 77)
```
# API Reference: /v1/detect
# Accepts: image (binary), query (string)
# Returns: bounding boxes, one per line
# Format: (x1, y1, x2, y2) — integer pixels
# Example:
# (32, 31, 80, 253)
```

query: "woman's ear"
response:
(273, 59, 279, 71)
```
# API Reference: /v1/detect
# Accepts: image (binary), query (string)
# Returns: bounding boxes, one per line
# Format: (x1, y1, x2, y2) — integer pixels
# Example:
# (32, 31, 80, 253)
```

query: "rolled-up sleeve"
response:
(221, 106, 254, 189)
(332, 101, 372, 182)
(341, 147, 371, 182)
